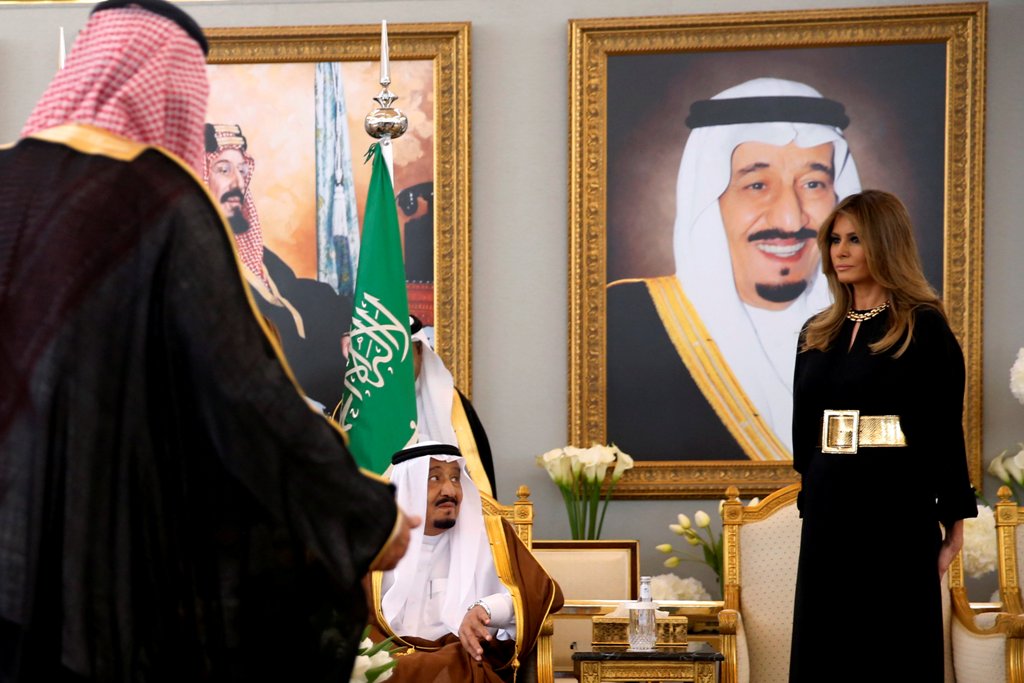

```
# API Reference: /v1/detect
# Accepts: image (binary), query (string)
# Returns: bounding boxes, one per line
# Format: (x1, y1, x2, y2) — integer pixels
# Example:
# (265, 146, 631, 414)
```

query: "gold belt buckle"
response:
(822, 409, 860, 454)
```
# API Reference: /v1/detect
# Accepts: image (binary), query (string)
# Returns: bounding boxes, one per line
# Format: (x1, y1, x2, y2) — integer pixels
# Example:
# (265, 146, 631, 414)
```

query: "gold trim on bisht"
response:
(644, 276, 790, 462)
(451, 392, 492, 497)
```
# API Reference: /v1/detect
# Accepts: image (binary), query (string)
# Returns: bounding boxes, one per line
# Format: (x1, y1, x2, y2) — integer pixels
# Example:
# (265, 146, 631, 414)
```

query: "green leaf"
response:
(363, 634, 398, 657)
(366, 660, 398, 682)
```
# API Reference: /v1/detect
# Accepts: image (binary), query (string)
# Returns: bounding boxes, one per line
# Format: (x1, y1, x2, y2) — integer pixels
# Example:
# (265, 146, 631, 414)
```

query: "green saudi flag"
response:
(339, 142, 417, 473)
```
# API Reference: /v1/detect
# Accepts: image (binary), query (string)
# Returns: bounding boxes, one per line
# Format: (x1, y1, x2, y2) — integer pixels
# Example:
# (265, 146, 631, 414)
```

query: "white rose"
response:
(962, 505, 997, 578)
(674, 576, 712, 601)
(1010, 347, 1024, 405)
(649, 572, 682, 600)
(648, 573, 711, 601)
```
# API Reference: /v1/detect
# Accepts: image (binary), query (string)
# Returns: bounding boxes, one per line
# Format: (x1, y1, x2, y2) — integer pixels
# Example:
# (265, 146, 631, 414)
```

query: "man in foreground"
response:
(0, 1, 412, 680)
(373, 443, 562, 682)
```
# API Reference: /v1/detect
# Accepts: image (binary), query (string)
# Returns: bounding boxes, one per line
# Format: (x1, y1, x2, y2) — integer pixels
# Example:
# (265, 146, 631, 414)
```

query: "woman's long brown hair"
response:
(803, 189, 944, 358)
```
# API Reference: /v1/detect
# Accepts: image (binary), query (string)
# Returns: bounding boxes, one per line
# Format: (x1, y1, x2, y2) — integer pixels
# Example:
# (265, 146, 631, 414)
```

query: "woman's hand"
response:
(938, 519, 964, 578)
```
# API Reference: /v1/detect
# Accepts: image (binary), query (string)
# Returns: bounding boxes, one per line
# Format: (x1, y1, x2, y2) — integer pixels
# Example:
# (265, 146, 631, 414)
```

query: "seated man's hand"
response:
(370, 509, 420, 572)
(458, 604, 493, 661)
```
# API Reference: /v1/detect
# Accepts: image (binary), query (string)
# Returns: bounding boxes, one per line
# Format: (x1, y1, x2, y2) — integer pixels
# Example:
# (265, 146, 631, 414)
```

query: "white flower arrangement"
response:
(649, 572, 711, 601)
(987, 444, 1024, 500)
(656, 497, 760, 597)
(349, 628, 397, 683)
(987, 348, 1024, 499)
(535, 443, 634, 539)
(1011, 347, 1024, 406)
(961, 505, 997, 579)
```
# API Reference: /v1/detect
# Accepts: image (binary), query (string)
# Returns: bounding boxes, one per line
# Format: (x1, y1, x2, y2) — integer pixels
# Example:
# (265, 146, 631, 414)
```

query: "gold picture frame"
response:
(568, 4, 985, 498)
(207, 23, 473, 393)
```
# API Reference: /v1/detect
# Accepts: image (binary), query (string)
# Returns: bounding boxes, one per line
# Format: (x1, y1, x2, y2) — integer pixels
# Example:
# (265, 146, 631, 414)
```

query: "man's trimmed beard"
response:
(227, 211, 250, 235)
(433, 518, 456, 531)
(754, 281, 808, 303)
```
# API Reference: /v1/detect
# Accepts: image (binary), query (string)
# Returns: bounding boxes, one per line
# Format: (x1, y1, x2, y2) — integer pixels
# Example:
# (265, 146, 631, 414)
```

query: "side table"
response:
(572, 643, 722, 683)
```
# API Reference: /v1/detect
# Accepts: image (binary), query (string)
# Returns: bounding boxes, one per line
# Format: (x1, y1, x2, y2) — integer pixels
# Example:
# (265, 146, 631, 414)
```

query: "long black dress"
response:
(789, 307, 976, 683)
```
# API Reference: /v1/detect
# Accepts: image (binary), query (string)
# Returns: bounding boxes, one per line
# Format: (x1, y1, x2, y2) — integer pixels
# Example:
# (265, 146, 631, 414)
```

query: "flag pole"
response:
(338, 19, 417, 472)
(365, 19, 408, 180)
(59, 27, 66, 70)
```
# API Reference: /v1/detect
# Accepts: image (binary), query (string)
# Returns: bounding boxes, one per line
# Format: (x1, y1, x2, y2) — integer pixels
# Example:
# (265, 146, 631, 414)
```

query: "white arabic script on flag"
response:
(339, 293, 409, 429)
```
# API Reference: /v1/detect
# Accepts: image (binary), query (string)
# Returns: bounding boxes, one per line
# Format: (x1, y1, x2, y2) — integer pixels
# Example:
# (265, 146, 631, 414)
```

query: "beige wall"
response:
(2, 0, 1021, 597)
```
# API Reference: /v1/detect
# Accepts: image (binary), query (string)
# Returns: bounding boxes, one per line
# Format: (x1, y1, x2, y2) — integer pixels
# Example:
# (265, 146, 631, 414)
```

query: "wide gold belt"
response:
(821, 410, 906, 454)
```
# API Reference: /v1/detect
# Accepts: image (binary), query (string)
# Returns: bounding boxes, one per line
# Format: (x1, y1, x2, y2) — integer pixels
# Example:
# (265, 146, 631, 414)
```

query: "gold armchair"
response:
(479, 486, 555, 683)
(715, 482, 1012, 682)
(718, 483, 802, 683)
(948, 485, 1024, 682)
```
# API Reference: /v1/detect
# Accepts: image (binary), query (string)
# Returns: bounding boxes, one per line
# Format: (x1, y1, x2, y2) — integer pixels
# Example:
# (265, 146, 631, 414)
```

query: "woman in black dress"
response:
(788, 190, 976, 682)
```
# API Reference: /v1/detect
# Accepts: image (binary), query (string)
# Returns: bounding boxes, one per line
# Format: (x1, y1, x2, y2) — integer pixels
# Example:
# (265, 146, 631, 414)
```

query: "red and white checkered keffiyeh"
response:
(203, 139, 267, 285)
(21, 6, 208, 173)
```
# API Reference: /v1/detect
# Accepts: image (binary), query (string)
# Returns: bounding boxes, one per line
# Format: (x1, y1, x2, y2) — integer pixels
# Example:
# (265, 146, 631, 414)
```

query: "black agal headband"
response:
(392, 443, 462, 466)
(685, 96, 850, 130)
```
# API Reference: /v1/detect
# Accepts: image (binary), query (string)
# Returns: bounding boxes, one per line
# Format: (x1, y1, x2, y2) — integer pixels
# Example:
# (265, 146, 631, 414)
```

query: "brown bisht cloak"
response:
(0, 125, 399, 682)
(372, 517, 562, 683)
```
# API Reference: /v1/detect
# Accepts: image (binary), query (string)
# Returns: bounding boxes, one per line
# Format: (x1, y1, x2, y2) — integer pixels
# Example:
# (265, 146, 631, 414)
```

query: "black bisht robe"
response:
(0, 126, 398, 682)
(606, 280, 745, 459)
(254, 248, 351, 412)
(789, 308, 976, 683)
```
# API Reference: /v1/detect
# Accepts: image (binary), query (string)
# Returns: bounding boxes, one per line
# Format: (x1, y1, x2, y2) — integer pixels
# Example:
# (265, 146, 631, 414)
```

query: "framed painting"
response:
(205, 22, 472, 412)
(568, 4, 986, 498)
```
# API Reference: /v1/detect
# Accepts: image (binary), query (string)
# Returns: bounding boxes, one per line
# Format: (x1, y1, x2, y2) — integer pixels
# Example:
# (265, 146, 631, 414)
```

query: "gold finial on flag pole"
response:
(59, 27, 66, 70)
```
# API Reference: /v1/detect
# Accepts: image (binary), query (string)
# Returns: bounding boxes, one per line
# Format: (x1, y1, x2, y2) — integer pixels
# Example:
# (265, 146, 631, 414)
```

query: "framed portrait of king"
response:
(204, 23, 471, 414)
(568, 4, 986, 498)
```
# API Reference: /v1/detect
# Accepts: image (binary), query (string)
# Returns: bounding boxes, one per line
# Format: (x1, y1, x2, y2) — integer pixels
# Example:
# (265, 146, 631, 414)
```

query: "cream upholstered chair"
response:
(718, 483, 802, 683)
(479, 486, 556, 683)
(530, 539, 639, 675)
(717, 482, 1010, 683)
(948, 485, 1024, 683)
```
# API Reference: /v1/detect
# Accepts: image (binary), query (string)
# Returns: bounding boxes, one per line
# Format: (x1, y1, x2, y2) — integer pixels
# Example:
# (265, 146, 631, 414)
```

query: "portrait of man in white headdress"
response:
(602, 44, 947, 463)
(609, 77, 861, 461)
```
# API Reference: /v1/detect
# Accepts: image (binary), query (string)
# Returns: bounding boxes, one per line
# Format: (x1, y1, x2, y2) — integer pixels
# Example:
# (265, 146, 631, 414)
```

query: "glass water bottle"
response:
(628, 575, 657, 651)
